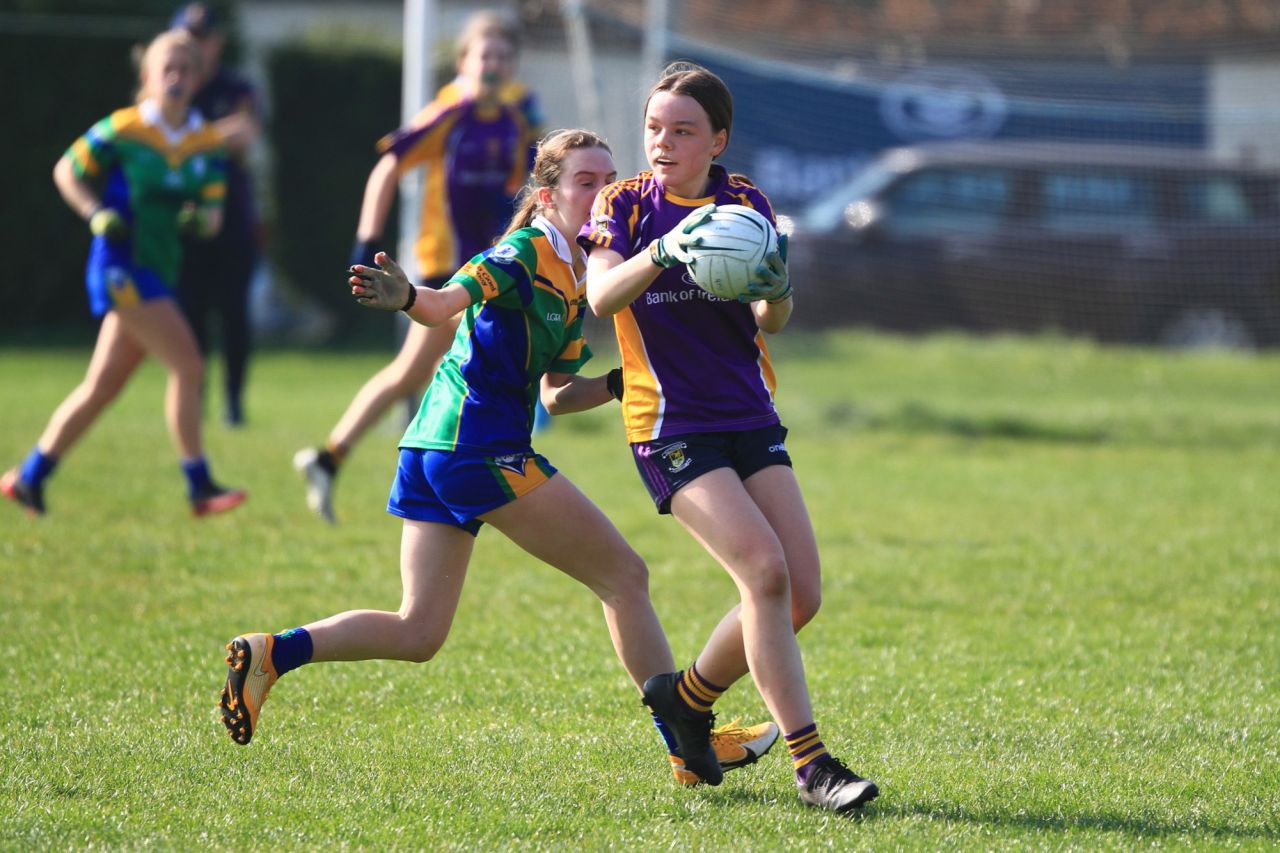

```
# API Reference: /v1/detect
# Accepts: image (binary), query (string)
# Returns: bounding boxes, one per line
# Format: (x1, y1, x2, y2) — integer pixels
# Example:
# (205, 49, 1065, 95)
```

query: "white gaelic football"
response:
(685, 204, 779, 301)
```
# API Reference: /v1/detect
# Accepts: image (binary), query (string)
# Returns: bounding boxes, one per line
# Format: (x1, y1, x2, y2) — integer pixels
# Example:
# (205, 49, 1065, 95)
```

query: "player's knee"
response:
(616, 550, 652, 595)
(173, 351, 205, 386)
(593, 549, 651, 603)
(402, 633, 447, 663)
(792, 587, 821, 630)
(398, 616, 448, 663)
(83, 375, 127, 406)
(741, 553, 791, 605)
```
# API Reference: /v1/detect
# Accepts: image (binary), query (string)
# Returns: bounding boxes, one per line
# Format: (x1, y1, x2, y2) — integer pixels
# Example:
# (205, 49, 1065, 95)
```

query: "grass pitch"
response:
(2, 331, 1278, 850)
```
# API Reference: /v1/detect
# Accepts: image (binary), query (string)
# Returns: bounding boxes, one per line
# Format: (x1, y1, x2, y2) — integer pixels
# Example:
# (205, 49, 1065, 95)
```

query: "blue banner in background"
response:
(678, 48, 1208, 212)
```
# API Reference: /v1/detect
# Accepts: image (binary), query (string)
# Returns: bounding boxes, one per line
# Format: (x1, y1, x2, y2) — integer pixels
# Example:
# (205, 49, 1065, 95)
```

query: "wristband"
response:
(606, 368, 623, 401)
(349, 239, 380, 269)
(647, 240, 666, 268)
(766, 285, 793, 304)
(400, 284, 417, 312)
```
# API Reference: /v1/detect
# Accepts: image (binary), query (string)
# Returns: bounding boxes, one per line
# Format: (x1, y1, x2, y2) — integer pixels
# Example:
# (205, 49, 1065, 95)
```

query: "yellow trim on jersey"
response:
(586, 176, 643, 250)
(613, 305, 666, 442)
(755, 331, 779, 402)
(662, 188, 716, 207)
(70, 137, 100, 177)
(111, 106, 224, 169)
(409, 110, 463, 277)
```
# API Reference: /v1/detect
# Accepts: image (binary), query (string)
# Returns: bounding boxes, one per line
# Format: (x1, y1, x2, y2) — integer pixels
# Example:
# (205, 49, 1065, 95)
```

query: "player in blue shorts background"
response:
(581, 62, 879, 812)
(2, 29, 245, 519)
(218, 130, 766, 786)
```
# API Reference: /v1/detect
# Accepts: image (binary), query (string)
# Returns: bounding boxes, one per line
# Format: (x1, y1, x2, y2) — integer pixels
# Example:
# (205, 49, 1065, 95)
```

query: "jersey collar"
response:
(139, 99, 205, 145)
(532, 215, 575, 266)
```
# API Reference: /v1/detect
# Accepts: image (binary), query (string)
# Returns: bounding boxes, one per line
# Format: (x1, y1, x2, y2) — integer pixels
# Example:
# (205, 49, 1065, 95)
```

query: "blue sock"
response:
(19, 447, 57, 487)
(271, 627, 313, 677)
(652, 713, 679, 754)
(180, 456, 212, 497)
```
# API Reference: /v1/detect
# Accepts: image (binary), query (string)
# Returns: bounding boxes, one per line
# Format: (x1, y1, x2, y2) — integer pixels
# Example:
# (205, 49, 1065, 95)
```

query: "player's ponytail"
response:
(504, 129, 612, 237)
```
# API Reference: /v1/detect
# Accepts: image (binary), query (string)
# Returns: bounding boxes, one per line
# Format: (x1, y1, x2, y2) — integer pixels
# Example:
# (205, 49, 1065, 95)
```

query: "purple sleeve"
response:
(375, 101, 453, 160)
(577, 181, 638, 257)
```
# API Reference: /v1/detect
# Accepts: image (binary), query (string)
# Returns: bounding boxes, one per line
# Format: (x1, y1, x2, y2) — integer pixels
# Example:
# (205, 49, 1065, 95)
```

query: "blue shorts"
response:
(631, 424, 792, 515)
(387, 447, 558, 535)
(86, 239, 173, 317)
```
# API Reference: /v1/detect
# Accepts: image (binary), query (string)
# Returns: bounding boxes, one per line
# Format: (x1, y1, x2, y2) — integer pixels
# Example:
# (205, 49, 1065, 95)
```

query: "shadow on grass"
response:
(825, 400, 1110, 444)
(867, 800, 1279, 843)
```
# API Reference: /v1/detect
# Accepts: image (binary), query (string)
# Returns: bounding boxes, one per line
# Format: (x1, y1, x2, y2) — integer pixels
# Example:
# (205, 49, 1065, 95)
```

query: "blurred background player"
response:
(293, 9, 542, 523)
(1, 30, 246, 518)
(171, 2, 263, 427)
(581, 62, 877, 810)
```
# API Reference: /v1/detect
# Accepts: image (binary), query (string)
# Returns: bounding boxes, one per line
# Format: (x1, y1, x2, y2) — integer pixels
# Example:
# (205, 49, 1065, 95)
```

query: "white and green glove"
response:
(648, 203, 716, 268)
(740, 234, 791, 303)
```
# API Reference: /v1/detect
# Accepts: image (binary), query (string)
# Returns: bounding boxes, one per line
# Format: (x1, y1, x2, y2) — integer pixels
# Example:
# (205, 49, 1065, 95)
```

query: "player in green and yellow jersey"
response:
(1, 29, 245, 518)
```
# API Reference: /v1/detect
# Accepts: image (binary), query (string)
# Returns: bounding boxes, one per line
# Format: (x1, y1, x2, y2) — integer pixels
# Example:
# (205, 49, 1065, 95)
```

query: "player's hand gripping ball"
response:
(684, 204, 780, 301)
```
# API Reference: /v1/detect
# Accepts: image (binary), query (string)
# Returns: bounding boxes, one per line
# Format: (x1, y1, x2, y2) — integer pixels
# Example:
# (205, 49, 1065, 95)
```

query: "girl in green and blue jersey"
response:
(217, 130, 730, 785)
(2, 29, 245, 518)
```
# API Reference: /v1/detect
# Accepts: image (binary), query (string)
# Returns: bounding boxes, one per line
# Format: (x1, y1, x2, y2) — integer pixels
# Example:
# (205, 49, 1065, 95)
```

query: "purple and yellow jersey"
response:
(67, 101, 226, 286)
(377, 94, 531, 280)
(578, 165, 781, 443)
(435, 77, 546, 143)
(400, 215, 593, 455)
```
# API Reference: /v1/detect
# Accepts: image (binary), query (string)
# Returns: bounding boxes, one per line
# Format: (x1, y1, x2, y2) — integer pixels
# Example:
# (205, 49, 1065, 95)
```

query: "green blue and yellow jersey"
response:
(400, 216, 592, 455)
(67, 100, 226, 314)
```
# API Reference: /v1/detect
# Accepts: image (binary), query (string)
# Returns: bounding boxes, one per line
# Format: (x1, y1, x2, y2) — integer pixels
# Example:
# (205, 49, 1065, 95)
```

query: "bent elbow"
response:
(587, 292, 620, 318)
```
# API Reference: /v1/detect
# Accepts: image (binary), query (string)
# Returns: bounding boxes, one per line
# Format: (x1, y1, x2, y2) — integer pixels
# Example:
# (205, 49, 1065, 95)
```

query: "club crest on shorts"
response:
(658, 442, 691, 473)
(493, 453, 528, 476)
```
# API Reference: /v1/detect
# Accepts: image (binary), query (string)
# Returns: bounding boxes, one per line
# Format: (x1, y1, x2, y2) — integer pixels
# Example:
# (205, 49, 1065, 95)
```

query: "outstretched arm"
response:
(349, 252, 471, 326)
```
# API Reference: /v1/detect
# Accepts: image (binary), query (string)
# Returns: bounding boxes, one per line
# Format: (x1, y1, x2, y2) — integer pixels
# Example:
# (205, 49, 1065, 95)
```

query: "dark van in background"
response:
(786, 141, 1280, 348)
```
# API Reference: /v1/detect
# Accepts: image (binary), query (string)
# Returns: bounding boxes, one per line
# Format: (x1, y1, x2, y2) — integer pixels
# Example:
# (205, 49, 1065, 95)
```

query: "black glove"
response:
(606, 368, 624, 402)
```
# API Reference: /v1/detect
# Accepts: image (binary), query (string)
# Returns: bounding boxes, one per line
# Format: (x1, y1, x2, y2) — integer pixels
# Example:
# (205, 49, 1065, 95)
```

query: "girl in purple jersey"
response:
(293, 11, 538, 524)
(580, 61, 879, 812)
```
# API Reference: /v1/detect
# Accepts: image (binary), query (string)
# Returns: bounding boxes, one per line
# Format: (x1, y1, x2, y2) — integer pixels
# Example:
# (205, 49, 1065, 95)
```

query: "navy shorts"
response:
(421, 275, 451, 290)
(631, 424, 791, 514)
(387, 447, 557, 535)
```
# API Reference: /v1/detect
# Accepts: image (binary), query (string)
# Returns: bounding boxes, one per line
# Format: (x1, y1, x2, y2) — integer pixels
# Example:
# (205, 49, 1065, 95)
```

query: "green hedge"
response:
(266, 38, 402, 343)
(0, 32, 143, 339)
